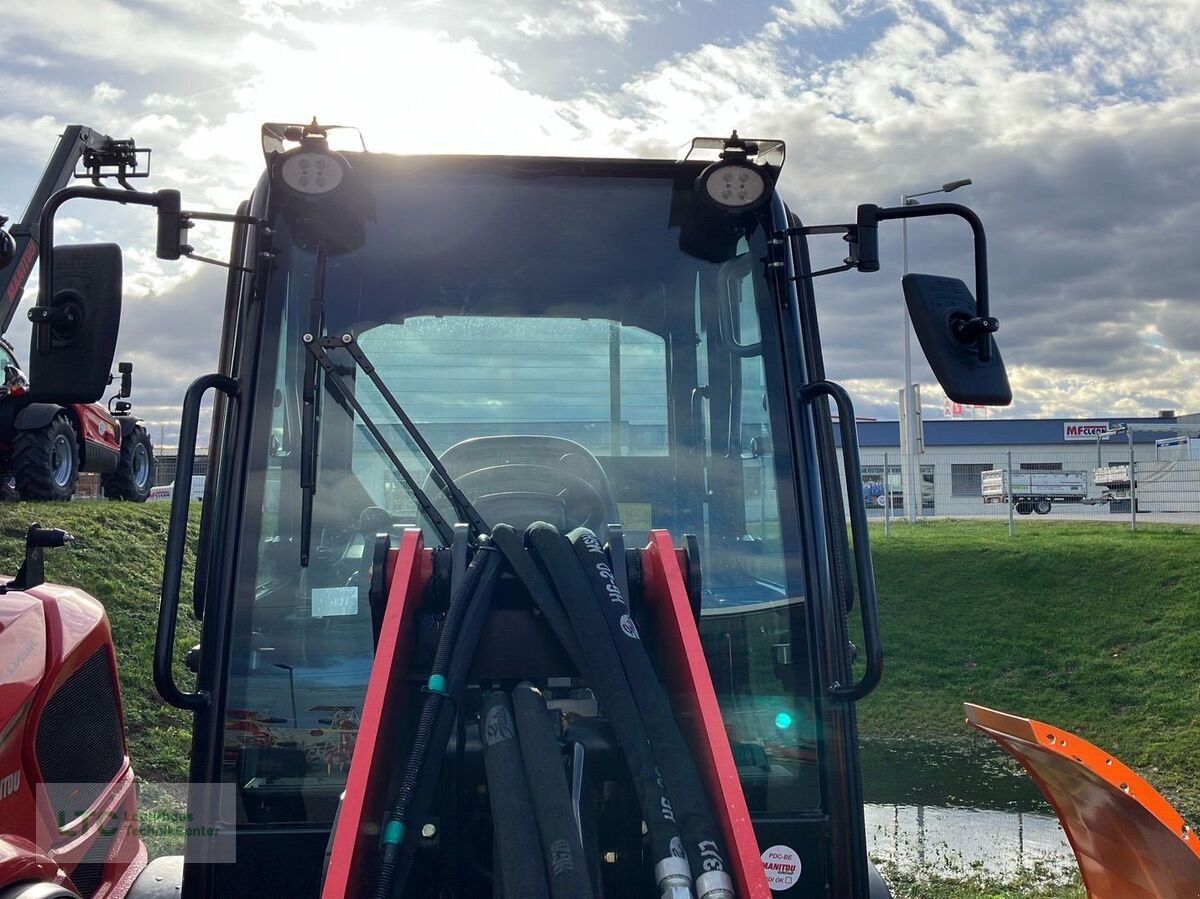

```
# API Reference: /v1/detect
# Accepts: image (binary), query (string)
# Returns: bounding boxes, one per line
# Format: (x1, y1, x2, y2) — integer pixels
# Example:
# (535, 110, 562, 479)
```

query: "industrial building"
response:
(836, 411, 1200, 517)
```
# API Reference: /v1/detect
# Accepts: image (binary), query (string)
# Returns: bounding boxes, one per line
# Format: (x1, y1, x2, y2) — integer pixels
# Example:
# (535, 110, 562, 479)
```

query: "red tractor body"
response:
(0, 580, 145, 897)
(0, 340, 154, 501)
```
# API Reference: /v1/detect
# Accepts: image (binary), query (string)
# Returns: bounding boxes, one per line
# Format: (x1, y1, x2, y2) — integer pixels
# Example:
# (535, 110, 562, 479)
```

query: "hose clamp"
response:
(696, 869, 736, 899)
(655, 856, 694, 899)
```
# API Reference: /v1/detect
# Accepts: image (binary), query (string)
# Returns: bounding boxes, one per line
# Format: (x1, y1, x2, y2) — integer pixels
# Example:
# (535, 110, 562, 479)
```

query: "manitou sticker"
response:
(761, 844, 801, 890)
(0, 770, 19, 801)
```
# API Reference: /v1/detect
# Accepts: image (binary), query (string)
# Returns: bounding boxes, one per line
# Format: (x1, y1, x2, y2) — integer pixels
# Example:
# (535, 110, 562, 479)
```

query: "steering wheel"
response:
(455, 463, 607, 533)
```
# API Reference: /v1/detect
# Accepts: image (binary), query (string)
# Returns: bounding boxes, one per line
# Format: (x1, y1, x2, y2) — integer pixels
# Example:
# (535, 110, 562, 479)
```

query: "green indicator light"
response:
(774, 711, 793, 730)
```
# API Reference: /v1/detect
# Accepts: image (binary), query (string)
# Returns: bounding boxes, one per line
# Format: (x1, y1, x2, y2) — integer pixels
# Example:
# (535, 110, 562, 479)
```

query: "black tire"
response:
(102, 425, 155, 502)
(1034, 499, 1052, 515)
(12, 415, 79, 501)
(1015, 501, 1033, 516)
(0, 475, 18, 501)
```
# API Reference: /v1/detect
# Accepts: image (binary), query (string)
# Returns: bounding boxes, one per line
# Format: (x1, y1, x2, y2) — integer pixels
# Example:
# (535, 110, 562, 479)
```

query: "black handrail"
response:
(155, 372, 239, 710)
(797, 380, 883, 701)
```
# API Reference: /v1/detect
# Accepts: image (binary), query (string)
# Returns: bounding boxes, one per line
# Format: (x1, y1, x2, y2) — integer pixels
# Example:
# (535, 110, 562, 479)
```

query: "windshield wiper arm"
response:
(304, 334, 457, 546)
(335, 333, 489, 538)
(299, 246, 327, 567)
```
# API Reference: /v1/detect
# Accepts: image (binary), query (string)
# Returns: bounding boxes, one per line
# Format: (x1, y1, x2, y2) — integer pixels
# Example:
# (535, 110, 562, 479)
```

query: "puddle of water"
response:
(865, 804, 1075, 879)
(860, 738, 1077, 879)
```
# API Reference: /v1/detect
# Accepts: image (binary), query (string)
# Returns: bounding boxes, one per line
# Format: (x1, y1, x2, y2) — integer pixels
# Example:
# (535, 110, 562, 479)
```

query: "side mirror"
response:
(903, 273, 1011, 405)
(119, 361, 133, 398)
(27, 243, 122, 403)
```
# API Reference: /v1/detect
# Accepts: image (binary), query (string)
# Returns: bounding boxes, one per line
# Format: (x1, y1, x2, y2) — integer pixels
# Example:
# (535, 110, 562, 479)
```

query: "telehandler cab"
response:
(1, 122, 1196, 899)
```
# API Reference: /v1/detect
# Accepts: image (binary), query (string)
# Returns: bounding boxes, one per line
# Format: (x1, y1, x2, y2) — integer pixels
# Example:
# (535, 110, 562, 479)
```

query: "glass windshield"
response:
(224, 158, 818, 825)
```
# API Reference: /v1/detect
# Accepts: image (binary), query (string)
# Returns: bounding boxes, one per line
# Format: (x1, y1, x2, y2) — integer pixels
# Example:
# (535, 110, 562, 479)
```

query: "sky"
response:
(1, 0, 1198, 446)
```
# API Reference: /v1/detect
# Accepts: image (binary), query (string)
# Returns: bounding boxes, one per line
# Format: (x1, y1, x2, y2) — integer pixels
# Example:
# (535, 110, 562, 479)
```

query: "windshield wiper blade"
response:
(304, 334, 457, 546)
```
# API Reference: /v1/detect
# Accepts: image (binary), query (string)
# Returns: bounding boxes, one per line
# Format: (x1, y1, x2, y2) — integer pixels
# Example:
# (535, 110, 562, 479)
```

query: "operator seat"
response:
(424, 435, 621, 536)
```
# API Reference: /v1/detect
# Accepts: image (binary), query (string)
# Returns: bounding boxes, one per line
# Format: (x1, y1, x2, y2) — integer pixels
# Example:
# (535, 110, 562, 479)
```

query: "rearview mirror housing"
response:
(27, 243, 123, 403)
(903, 273, 1011, 406)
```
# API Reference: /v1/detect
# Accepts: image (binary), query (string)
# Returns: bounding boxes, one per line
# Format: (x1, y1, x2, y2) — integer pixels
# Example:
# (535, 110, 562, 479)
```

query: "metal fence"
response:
(852, 448, 1200, 533)
(151, 452, 209, 488)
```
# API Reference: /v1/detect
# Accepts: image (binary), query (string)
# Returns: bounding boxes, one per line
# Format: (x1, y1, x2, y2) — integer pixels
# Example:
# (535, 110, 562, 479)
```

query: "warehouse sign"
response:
(1064, 420, 1110, 440)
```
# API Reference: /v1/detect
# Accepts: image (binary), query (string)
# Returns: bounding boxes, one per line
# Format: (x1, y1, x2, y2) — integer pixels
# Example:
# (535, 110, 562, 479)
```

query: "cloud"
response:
(1, 0, 1197, 439)
(91, 81, 125, 104)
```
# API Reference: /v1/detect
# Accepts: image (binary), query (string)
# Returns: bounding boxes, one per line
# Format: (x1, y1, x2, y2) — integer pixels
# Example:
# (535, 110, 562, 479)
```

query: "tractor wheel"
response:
(102, 425, 155, 502)
(1034, 499, 1052, 515)
(0, 475, 18, 501)
(12, 415, 79, 501)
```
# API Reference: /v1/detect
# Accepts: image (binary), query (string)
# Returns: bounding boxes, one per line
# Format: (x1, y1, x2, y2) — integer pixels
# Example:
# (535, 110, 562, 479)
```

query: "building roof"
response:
(838, 416, 1192, 448)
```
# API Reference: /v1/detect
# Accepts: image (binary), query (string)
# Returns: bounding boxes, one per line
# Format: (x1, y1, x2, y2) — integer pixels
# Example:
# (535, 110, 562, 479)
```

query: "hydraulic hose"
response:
(568, 528, 734, 899)
(511, 682, 595, 898)
(523, 523, 693, 899)
(390, 543, 506, 894)
(482, 690, 551, 899)
(373, 541, 501, 899)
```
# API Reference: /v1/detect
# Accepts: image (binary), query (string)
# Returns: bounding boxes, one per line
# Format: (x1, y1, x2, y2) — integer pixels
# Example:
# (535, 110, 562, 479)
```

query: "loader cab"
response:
(145, 132, 1005, 899)
(174, 149, 867, 897)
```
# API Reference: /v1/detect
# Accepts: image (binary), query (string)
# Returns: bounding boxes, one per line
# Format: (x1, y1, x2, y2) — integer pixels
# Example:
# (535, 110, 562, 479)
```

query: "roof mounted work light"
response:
(263, 119, 372, 254)
(691, 131, 781, 214)
(270, 119, 352, 200)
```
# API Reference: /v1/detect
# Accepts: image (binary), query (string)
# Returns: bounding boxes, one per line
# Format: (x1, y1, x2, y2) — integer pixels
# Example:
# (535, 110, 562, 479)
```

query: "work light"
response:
(278, 147, 348, 197)
(695, 159, 772, 213)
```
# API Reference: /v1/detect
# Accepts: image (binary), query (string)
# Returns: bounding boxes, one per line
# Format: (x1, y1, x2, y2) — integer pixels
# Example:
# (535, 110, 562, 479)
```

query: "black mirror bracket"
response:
(780, 201, 995, 362)
(30, 185, 266, 353)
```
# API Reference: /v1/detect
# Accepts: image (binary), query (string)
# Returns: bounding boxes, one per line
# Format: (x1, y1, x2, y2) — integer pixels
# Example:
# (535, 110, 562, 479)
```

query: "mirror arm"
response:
(33, 185, 178, 354)
(785, 224, 862, 277)
(173, 210, 262, 275)
(865, 202, 994, 362)
(33, 188, 265, 351)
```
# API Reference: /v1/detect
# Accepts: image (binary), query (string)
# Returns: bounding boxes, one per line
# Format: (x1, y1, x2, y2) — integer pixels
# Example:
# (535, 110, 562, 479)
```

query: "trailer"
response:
(1094, 447, 1200, 514)
(980, 467, 1088, 514)
(1125, 460, 1200, 513)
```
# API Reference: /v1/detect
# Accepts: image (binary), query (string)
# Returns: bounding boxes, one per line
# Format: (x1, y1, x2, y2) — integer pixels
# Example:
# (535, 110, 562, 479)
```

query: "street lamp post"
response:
(900, 178, 972, 522)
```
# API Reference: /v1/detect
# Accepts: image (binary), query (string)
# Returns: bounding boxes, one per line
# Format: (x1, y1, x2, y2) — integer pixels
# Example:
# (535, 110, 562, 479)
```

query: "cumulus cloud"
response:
(91, 81, 125, 104)
(0, 0, 1197, 437)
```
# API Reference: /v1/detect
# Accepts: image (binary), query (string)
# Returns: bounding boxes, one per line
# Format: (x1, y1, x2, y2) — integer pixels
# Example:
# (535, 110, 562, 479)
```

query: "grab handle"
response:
(797, 380, 883, 701)
(155, 373, 239, 710)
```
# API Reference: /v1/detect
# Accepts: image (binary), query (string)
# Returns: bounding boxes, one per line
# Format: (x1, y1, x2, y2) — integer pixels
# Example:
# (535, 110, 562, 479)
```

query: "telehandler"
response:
(0, 122, 1195, 899)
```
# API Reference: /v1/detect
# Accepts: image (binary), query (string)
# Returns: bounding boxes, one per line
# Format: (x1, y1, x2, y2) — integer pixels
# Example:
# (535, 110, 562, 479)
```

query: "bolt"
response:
(421, 823, 437, 839)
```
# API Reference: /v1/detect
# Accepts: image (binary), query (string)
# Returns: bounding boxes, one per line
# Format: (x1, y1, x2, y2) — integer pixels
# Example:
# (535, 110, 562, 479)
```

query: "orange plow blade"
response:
(965, 704, 1200, 898)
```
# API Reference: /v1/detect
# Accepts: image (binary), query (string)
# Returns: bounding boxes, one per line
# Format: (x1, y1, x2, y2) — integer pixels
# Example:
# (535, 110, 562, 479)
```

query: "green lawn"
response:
(860, 517, 1200, 822)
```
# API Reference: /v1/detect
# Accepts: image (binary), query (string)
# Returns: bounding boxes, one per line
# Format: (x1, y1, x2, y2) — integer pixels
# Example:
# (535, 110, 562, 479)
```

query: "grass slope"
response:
(860, 518, 1200, 820)
(0, 501, 196, 781)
